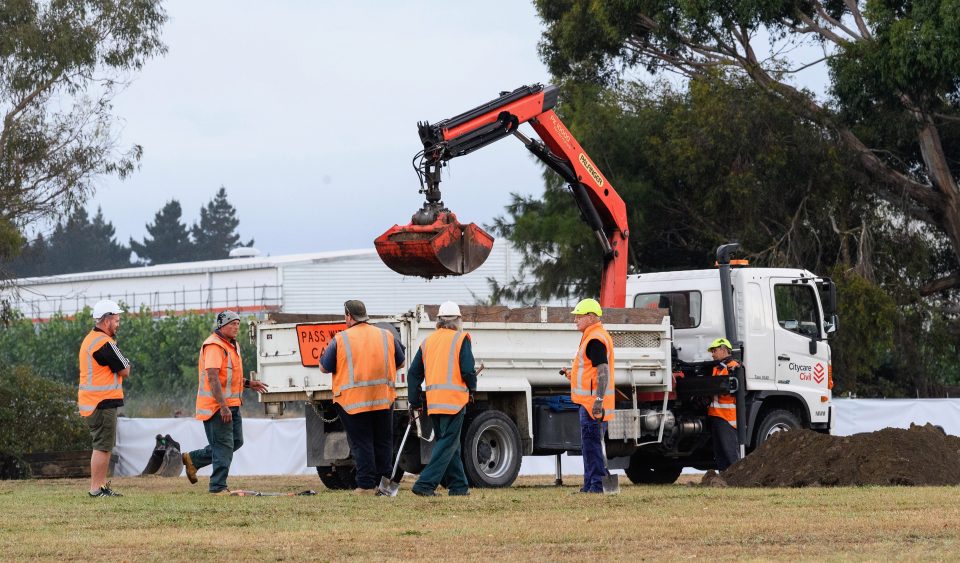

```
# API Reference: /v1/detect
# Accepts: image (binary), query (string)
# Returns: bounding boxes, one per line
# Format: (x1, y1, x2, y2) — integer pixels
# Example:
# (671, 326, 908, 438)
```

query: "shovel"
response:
(377, 421, 413, 497)
(598, 419, 620, 495)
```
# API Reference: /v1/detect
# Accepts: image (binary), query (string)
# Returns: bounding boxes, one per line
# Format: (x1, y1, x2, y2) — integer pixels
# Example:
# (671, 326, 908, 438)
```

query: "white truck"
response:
(252, 262, 837, 488)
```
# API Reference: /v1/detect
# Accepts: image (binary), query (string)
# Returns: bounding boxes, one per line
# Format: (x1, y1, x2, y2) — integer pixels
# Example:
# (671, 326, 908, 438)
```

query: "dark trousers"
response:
(710, 415, 741, 471)
(336, 403, 393, 489)
(579, 406, 609, 493)
(413, 409, 468, 495)
(189, 406, 243, 492)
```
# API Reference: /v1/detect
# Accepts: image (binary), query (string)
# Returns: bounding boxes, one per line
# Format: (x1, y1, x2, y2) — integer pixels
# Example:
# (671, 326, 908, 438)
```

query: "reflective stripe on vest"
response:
(195, 333, 244, 421)
(708, 358, 739, 428)
(77, 330, 124, 417)
(422, 329, 470, 415)
(569, 322, 615, 421)
(333, 323, 397, 414)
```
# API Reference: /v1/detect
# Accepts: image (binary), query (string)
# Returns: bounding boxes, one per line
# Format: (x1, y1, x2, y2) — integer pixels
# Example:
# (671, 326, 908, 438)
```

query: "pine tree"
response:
(130, 200, 194, 265)
(191, 187, 253, 260)
(4, 234, 48, 278)
(42, 207, 132, 274)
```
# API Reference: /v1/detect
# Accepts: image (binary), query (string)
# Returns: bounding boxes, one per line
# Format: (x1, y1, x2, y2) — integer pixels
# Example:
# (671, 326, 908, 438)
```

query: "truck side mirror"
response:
(817, 278, 837, 315)
(809, 339, 818, 355)
(824, 314, 839, 334)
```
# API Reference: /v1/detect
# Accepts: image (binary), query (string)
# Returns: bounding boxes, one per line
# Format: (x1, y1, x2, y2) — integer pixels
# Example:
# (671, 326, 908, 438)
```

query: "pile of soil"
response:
(723, 423, 960, 487)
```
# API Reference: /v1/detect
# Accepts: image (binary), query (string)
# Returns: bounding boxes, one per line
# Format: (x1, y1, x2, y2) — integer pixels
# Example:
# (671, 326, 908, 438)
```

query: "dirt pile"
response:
(723, 423, 960, 487)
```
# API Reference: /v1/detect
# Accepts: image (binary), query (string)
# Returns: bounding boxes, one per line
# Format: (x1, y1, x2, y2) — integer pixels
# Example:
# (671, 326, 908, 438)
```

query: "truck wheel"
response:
(316, 465, 356, 490)
(754, 409, 802, 447)
(462, 410, 522, 488)
(625, 454, 683, 484)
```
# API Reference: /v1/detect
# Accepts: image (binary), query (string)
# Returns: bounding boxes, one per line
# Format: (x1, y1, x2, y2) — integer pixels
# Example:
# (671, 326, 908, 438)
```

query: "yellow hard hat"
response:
(571, 298, 602, 317)
(707, 338, 733, 351)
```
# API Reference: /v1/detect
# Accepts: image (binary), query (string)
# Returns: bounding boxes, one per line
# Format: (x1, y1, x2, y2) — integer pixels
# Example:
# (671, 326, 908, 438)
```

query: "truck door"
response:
(770, 279, 830, 394)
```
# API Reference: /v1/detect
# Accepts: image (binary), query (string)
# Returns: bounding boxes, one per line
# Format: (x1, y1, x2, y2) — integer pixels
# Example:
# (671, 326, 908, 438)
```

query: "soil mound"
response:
(723, 423, 960, 487)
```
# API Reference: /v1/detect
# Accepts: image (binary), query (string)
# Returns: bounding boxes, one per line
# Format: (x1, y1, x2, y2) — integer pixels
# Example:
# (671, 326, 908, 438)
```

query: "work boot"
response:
(210, 488, 232, 495)
(89, 482, 123, 497)
(411, 488, 438, 497)
(353, 488, 376, 496)
(182, 452, 198, 484)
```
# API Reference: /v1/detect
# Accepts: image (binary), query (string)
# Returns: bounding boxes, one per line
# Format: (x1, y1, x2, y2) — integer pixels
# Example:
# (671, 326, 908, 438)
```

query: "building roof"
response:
(11, 249, 376, 286)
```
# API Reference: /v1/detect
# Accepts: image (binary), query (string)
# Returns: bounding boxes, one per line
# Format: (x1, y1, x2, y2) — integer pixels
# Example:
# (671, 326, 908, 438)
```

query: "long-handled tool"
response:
(230, 489, 317, 497)
(598, 419, 620, 495)
(377, 420, 413, 497)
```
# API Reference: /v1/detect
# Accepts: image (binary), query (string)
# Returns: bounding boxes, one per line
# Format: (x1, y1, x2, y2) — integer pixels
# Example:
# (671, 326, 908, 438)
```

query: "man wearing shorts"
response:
(77, 300, 131, 497)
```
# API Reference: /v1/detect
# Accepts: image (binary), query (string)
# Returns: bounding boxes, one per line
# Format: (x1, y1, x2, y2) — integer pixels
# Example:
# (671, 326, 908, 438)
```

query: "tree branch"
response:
(920, 273, 960, 296)
(794, 11, 852, 47)
(813, 1, 861, 40)
(844, 0, 873, 40)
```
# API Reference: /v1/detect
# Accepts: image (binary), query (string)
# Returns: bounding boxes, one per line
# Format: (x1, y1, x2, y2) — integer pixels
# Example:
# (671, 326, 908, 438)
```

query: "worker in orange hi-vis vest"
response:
(78, 300, 131, 497)
(181, 311, 268, 494)
(407, 301, 476, 497)
(561, 298, 615, 494)
(707, 338, 741, 471)
(320, 300, 406, 495)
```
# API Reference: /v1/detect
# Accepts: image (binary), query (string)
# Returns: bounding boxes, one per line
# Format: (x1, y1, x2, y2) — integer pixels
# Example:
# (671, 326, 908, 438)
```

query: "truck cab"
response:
(626, 266, 835, 449)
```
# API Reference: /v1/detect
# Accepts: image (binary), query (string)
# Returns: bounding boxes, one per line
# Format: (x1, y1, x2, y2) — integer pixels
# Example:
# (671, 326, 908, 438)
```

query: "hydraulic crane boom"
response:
(375, 84, 630, 308)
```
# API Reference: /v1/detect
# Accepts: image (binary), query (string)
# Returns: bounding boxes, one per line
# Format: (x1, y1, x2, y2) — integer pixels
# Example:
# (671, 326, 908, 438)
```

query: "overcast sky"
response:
(89, 1, 831, 259)
(90, 1, 553, 257)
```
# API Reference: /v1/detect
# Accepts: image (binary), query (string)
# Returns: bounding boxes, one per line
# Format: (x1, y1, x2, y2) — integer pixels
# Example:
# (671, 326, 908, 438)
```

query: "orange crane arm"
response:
(378, 84, 629, 307)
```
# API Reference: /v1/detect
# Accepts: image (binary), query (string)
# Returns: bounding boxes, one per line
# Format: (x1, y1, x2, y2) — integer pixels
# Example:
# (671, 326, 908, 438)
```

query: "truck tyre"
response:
(754, 409, 802, 447)
(316, 465, 356, 490)
(625, 453, 683, 485)
(462, 410, 522, 488)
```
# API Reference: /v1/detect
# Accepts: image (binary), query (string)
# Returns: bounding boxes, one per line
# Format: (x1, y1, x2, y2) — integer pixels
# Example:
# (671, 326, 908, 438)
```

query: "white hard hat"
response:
(438, 301, 461, 317)
(92, 300, 122, 320)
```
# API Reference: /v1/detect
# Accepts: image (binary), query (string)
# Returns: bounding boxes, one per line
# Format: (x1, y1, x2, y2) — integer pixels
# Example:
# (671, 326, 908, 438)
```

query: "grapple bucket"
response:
(374, 212, 494, 277)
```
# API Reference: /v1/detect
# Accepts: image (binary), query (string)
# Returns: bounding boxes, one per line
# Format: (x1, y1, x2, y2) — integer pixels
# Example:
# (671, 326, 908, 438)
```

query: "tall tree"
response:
(131, 200, 193, 265)
(42, 207, 131, 274)
(534, 0, 960, 298)
(0, 0, 167, 265)
(3, 233, 47, 278)
(191, 187, 253, 260)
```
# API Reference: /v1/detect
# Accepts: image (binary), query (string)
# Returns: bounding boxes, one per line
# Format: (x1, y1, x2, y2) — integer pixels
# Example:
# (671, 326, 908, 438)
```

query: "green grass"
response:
(1, 475, 959, 560)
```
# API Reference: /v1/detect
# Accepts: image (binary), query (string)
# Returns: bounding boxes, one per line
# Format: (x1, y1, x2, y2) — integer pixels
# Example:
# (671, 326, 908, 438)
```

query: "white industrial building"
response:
(4, 244, 545, 321)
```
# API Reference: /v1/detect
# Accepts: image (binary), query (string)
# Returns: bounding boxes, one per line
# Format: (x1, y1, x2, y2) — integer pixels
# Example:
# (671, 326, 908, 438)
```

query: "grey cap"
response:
(215, 310, 241, 329)
(344, 300, 369, 322)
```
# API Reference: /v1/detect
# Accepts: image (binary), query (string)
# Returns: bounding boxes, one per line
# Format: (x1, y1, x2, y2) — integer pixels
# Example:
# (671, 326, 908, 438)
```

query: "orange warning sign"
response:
(296, 323, 346, 367)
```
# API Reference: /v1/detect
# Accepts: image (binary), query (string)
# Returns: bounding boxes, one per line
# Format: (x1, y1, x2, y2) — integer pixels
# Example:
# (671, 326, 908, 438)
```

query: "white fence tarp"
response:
(113, 399, 960, 477)
(832, 398, 960, 436)
(115, 417, 313, 477)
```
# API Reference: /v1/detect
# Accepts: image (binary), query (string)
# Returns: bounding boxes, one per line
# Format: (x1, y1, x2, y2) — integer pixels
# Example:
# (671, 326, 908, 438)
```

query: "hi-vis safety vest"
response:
(569, 322, 615, 421)
(77, 330, 124, 417)
(421, 329, 470, 415)
(195, 333, 244, 421)
(333, 323, 397, 414)
(708, 358, 740, 427)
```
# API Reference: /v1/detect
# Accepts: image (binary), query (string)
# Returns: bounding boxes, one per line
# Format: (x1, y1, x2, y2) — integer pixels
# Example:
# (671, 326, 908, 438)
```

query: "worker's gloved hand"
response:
(592, 398, 603, 419)
(408, 404, 422, 421)
(469, 391, 476, 404)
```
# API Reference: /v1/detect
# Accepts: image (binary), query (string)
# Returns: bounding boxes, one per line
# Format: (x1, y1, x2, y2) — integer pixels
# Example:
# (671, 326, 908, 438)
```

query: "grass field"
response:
(1, 474, 959, 561)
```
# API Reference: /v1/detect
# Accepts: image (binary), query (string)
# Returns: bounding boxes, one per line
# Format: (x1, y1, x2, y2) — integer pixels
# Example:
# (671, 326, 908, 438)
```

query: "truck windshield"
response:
(633, 291, 701, 328)
(774, 284, 821, 338)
